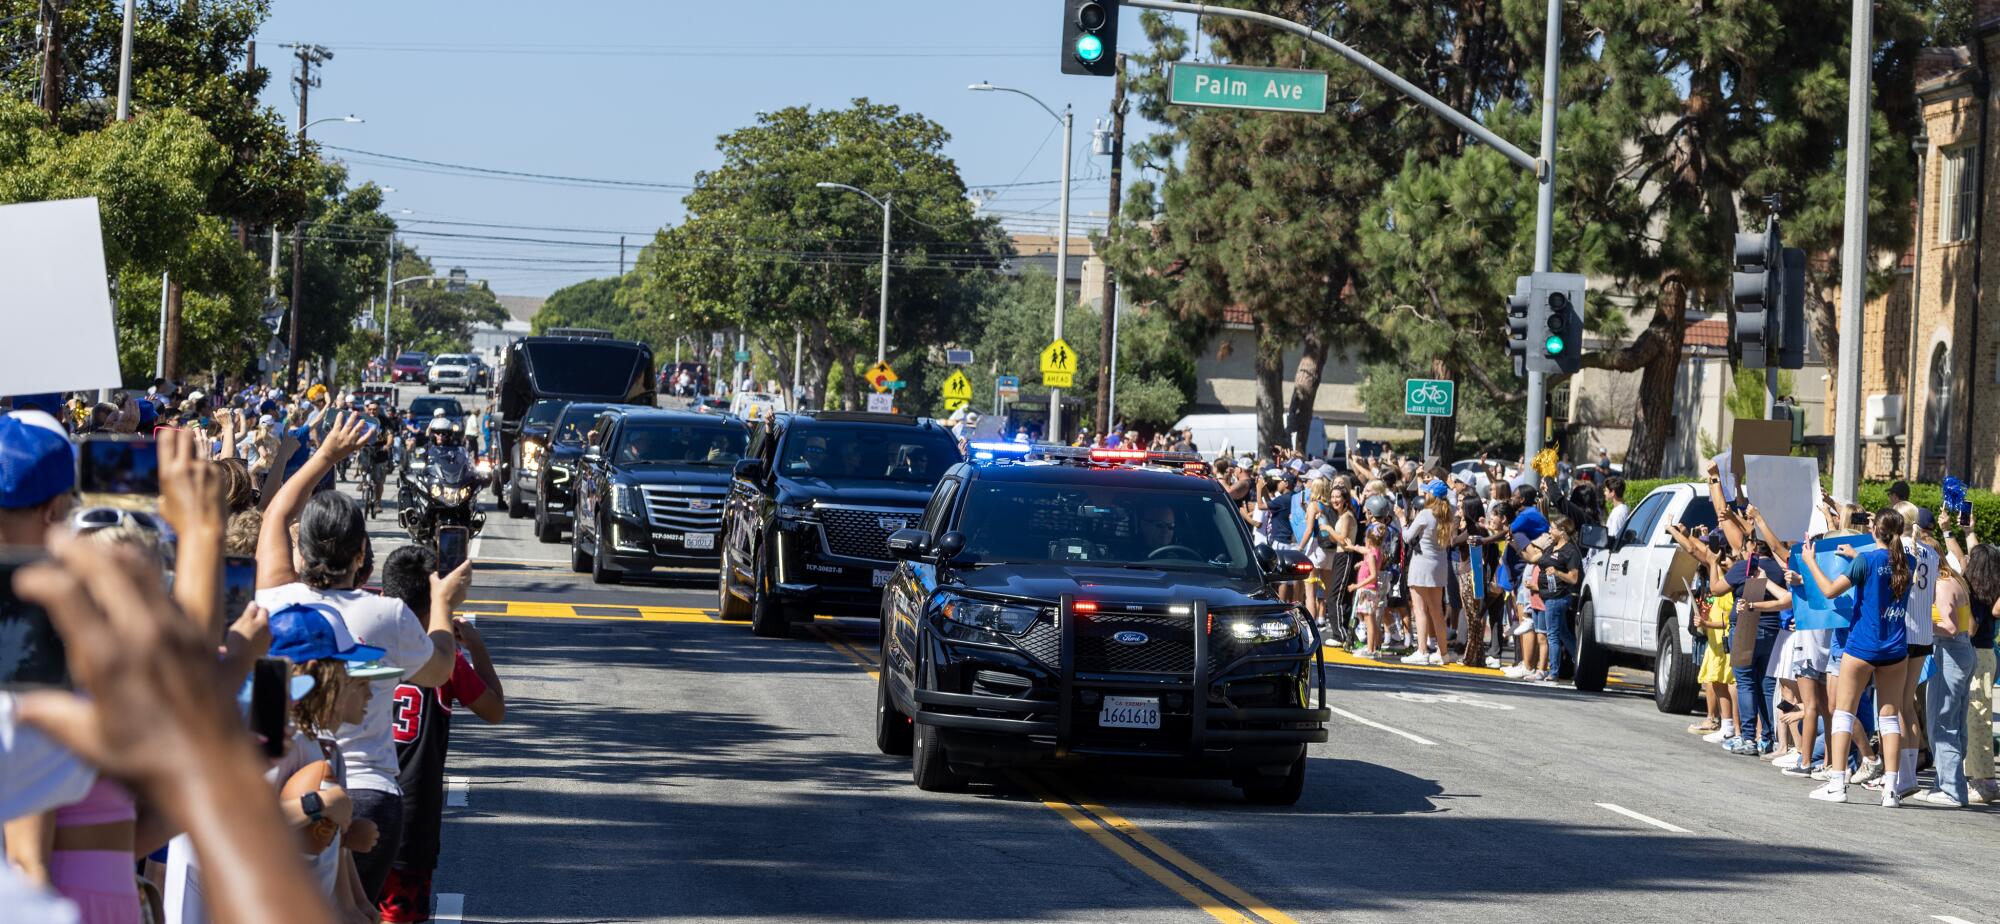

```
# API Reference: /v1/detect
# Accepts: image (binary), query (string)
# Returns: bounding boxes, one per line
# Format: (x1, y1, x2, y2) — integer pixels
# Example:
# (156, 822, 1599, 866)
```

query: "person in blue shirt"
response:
(1799, 509, 1915, 806)
(1499, 486, 1548, 679)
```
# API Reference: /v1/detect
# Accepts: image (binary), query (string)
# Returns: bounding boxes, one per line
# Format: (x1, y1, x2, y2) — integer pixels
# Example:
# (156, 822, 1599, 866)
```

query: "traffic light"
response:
(1505, 276, 1532, 378)
(1528, 272, 1586, 375)
(1778, 246, 1807, 369)
(1061, 0, 1119, 77)
(1732, 219, 1779, 368)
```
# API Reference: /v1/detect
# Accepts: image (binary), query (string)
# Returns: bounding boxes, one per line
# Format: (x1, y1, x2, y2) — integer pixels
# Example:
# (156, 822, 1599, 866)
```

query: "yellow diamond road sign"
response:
(865, 360, 897, 394)
(1039, 338, 1077, 389)
(941, 369, 972, 410)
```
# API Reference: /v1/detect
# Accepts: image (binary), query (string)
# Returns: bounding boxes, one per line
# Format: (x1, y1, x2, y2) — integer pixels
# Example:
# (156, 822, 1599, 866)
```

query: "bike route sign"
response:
(1404, 378, 1455, 417)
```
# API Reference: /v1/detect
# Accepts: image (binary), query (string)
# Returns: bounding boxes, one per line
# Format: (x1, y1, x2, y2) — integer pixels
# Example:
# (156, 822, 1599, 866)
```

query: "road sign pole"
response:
(878, 194, 891, 365)
(1423, 415, 1434, 461)
(1051, 105, 1073, 441)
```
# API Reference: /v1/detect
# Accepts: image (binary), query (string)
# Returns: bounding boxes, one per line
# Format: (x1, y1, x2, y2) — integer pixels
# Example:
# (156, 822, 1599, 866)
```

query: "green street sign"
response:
(1404, 378, 1455, 418)
(734, 350, 750, 363)
(1167, 62, 1328, 114)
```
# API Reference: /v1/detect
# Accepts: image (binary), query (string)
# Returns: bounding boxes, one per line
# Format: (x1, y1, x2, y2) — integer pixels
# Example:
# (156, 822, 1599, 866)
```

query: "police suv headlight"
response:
(940, 596, 1040, 636)
(612, 484, 643, 519)
(1226, 615, 1299, 644)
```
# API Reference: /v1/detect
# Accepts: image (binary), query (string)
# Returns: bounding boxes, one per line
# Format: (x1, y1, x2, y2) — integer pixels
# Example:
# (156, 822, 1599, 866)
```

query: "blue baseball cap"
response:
(0, 415, 76, 509)
(1425, 480, 1450, 500)
(268, 603, 386, 664)
(7, 394, 62, 415)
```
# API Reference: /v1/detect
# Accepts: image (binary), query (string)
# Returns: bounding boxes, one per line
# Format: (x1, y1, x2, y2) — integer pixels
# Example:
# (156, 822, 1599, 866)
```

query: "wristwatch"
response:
(300, 792, 324, 823)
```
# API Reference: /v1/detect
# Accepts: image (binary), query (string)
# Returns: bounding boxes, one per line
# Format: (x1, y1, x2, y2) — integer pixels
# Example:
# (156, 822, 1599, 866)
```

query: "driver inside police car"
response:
(1137, 503, 1179, 557)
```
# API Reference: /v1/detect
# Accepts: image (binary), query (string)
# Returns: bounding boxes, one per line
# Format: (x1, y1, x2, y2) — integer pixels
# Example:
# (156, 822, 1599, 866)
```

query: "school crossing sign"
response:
(1040, 339, 1078, 389)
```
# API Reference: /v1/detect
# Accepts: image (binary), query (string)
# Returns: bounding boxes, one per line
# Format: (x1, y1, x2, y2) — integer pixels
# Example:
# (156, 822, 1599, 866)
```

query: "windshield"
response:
(553, 405, 610, 444)
(779, 425, 961, 483)
(614, 423, 747, 467)
(396, 352, 426, 365)
(524, 341, 648, 398)
(954, 482, 1255, 576)
(524, 400, 567, 427)
(408, 398, 464, 421)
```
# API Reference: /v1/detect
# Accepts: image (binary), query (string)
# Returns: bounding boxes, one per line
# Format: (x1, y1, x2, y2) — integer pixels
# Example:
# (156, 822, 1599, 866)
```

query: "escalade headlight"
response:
(520, 439, 545, 472)
(1225, 612, 1300, 644)
(940, 596, 1040, 636)
(776, 502, 816, 521)
(612, 483, 643, 519)
(548, 462, 573, 485)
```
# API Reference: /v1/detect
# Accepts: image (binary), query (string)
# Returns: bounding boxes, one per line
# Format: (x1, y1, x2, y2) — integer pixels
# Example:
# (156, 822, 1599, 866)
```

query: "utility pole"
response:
(38, 0, 64, 119)
(1052, 104, 1074, 440)
(285, 43, 331, 390)
(383, 233, 395, 372)
(1095, 53, 1127, 434)
(619, 235, 627, 275)
(1523, 0, 1561, 462)
(1830, 0, 1870, 504)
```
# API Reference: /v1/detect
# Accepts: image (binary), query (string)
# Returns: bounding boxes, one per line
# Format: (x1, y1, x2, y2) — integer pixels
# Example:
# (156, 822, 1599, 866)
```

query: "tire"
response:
(427, 384, 437, 394)
(507, 483, 529, 519)
(533, 502, 561, 543)
(716, 544, 751, 621)
(569, 525, 592, 574)
(749, 546, 791, 638)
(590, 517, 623, 585)
(1572, 597, 1611, 693)
(875, 656, 914, 756)
(1654, 616, 1699, 715)
(1239, 752, 1307, 806)
(911, 719, 965, 792)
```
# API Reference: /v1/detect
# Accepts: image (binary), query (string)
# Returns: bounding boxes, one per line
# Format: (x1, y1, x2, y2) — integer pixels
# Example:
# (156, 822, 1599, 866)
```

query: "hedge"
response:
(1618, 477, 2000, 535)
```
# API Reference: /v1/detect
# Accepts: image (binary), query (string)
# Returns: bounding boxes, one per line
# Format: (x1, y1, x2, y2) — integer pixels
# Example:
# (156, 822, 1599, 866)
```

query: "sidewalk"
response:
(1319, 640, 1655, 693)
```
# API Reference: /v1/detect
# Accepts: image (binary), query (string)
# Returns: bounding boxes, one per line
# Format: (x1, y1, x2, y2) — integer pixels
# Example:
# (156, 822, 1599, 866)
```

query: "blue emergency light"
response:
(969, 440, 1033, 462)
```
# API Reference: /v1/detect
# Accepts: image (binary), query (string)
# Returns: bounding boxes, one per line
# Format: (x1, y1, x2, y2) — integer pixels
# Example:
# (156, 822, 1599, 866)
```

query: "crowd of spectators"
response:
(1, 381, 506, 924)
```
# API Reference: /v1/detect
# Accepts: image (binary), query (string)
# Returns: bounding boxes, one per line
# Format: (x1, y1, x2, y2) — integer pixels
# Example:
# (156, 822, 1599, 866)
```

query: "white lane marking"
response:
(1594, 802, 1691, 834)
(446, 777, 469, 807)
(468, 534, 484, 563)
(1385, 691, 1515, 710)
(1933, 916, 1978, 924)
(1328, 706, 1437, 746)
(433, 892, 465, 923)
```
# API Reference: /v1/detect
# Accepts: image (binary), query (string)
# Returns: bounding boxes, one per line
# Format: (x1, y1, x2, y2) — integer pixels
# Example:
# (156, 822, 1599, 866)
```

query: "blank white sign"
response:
(0, 198, 122, 396)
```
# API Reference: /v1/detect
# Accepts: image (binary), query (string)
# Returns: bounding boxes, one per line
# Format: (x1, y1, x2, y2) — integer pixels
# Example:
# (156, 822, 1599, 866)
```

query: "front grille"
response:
(815, 505, 917, 561)
(1013, 609, 1197, 675)
(639, 484, 726, 531)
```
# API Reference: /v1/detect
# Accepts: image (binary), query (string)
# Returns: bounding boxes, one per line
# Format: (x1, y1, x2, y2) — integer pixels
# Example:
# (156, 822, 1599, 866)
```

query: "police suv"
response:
(874, 443, 1330, 804)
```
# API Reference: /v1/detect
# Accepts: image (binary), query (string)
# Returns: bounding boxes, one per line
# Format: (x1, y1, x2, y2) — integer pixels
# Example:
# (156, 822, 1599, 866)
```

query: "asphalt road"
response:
(359, 382, 2000, 924)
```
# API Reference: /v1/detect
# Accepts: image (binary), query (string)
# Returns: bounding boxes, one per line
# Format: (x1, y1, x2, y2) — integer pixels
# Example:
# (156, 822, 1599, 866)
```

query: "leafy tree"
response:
(956, 271, 1102, 426)
(634, 99, 1008, 410)
(535, 275, 645, 341)
(378, 248, 506, 358)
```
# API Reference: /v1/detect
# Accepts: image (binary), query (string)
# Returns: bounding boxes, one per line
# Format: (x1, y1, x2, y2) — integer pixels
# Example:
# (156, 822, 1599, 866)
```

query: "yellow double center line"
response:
(811, 624, 1297, 924)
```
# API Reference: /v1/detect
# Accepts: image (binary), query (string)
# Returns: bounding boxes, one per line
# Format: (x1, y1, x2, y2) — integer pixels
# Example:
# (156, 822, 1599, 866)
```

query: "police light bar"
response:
(968, 440, 1033, 461)
(1089, 448, 1149, 462)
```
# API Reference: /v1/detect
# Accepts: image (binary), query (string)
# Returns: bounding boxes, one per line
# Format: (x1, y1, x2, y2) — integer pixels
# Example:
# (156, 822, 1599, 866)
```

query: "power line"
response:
(324, 145, 692, 190)
(297, 41, 1042, 59)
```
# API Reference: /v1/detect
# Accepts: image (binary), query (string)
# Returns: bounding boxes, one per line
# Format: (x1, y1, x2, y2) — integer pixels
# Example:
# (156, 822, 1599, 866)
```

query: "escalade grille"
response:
(639, 484, 726, 531)
(815, 505, 916, 561)
(1015, 611, 1198, 675)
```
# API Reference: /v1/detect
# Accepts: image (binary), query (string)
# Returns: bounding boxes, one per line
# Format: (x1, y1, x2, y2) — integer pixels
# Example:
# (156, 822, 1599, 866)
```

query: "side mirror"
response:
(583, 447, 603, 464)
(733, 458, 766, 482)
(1270, 548, 1313, 582)
(1581, 523, 1611, 551)
(1254, 544, 1278, 572)
(932, 530, 966, 562)
(886, 528, 932, 561)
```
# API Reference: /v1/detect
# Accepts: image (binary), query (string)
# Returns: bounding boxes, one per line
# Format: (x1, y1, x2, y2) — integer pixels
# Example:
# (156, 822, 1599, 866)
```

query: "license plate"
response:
(871, 568, 893, 587)
(683, 532, 715, 550)
(1099, 696, 1161, 730)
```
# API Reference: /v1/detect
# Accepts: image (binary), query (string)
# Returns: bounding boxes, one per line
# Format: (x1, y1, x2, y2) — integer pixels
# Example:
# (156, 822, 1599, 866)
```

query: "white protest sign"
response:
(0, 198, 122, 396)
(1709, 451, 1738, 503)
(1744, 454, 1819, 544)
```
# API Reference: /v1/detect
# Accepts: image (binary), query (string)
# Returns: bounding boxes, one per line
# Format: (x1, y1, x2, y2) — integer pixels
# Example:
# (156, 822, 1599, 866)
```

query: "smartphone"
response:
(435, 526, 469, 575)
(248, 658, 288, 758)
(1959, 507, 1974, 529)
(0, 548, 66, 690)
(222, 555, 257, 628)
(78, 435, 160, 495)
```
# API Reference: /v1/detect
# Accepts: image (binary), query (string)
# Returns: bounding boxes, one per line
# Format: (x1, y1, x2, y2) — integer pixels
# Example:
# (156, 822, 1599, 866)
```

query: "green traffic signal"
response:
(1544, 335, 1566, 355)
(1075, 34, 1104, 63)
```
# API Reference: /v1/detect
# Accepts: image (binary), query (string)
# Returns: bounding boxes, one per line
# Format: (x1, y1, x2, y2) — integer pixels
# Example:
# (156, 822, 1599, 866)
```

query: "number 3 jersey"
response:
(390, 652, 488, 871)
(1902, 537, 1939, 647)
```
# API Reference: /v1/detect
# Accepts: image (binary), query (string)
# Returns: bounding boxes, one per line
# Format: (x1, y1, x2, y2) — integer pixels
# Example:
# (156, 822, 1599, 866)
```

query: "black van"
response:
(495, 334, 655, 503)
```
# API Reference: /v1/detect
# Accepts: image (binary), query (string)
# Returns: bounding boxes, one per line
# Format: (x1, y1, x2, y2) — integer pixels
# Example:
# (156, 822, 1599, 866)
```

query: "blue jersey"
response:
(1842, 547, 1911, 662)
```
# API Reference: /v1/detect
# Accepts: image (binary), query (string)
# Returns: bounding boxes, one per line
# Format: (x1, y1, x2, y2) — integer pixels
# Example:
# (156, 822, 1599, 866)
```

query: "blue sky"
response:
(255, 0, 1179, 297)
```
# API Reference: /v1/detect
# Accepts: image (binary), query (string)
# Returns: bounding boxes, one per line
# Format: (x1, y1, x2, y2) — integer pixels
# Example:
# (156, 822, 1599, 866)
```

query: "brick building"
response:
(1850, 11, 2000, 489)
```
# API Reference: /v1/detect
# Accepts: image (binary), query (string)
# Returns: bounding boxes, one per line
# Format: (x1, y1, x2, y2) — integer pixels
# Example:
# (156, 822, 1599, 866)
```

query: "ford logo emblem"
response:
(1111, 631, 1149, 646)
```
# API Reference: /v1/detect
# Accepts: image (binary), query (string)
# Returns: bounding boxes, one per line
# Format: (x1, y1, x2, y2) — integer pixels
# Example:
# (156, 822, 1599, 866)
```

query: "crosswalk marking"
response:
(461, 599, 717, 622)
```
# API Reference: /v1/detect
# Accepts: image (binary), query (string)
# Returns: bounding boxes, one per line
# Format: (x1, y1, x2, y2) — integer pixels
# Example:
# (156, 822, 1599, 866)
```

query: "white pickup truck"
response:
(1573, 481, 1827, 714)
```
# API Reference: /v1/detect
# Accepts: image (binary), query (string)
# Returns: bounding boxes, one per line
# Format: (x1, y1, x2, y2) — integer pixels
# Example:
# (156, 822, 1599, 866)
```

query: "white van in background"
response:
(1171, 413, 1328, 460)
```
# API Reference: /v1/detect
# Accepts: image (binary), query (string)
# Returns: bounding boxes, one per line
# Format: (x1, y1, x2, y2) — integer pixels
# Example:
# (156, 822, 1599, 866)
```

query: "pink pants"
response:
(49, 850, 140, 924)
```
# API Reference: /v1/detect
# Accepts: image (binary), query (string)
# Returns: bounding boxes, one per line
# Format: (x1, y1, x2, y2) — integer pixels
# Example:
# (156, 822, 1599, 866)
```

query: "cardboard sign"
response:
(0, 198, 123, 395)
(1660, 549, 1702, 602)
(1731, 575, 1770, 667)
(1710, 451, 1739, 503)
(1729, 419, 1794, 483)
(1744, 454, 1820, 544)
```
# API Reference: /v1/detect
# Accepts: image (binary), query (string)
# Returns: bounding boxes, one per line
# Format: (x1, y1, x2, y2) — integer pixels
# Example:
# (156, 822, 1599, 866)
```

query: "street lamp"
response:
(305, 114, 363, 131)
(815, 182, 893, 365)
(970, 82, 1074, 440)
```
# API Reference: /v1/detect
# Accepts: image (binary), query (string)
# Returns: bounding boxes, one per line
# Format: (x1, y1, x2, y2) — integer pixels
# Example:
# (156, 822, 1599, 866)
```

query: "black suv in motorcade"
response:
(718, 411, 962, 638)
(505, 398, 567, 518)
(531, 401, 613, 542)
(874, 444, 1329, 804)
(495, 331, 654, 508)
(569, 407, 749, 584)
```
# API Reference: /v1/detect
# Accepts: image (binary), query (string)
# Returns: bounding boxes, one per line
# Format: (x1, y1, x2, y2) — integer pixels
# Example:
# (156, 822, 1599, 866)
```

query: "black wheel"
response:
(749, 546, 790, 638)
(716, 545, 751, 621)
(911, 719, 965, 792)
(590, 517, 623, 585)
(876, 656, 913, 756)
(1239, 752, 1307, 806)
(533, 503, 561, 543)
(426, 383, 437, 394)
(569, 524, 592, 574)
(1654, 616, 1699, 715)
(507, 482, 529, 519)
(1572, 597, 1611, 693)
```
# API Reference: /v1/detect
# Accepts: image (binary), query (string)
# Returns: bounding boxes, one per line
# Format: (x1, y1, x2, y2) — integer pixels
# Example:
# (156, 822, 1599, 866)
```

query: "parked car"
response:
(428, 354, 478, 394)
(391, 351, 430, 384)
(728, 391, 788, 421)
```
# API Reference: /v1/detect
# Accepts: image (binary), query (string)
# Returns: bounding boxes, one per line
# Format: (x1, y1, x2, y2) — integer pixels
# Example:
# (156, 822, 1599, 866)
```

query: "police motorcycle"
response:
(399, 415, 489, 542)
